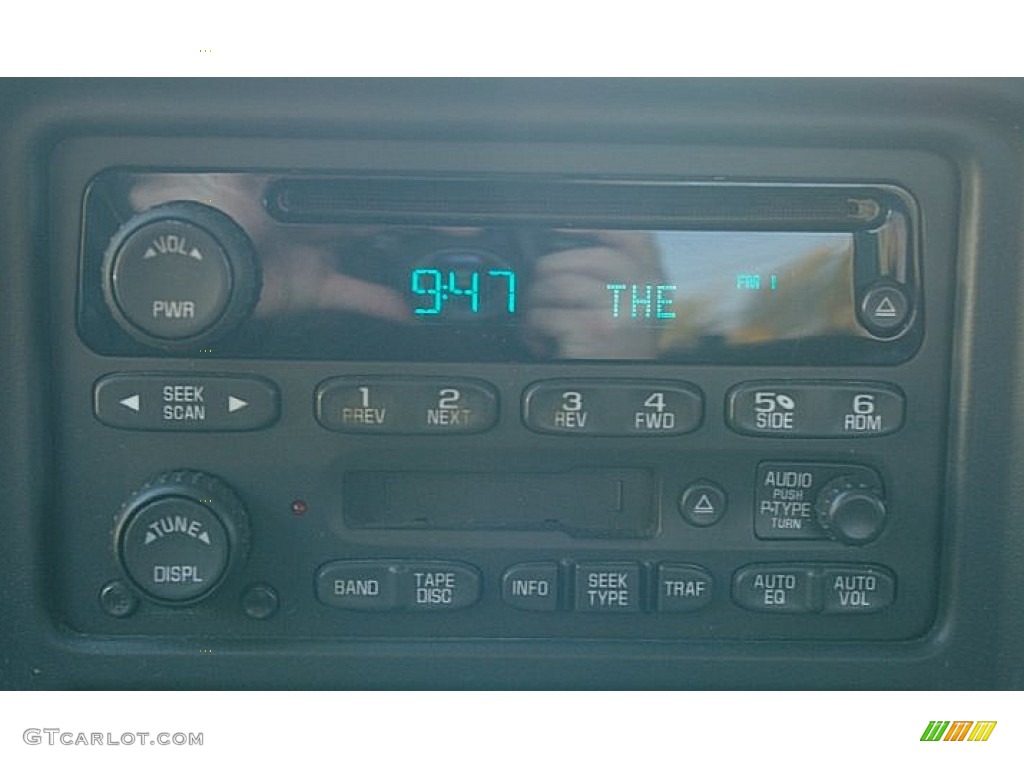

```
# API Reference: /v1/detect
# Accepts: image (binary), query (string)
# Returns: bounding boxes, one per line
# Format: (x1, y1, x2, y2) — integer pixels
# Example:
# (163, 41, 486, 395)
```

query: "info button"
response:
(502, 563, 560, 612)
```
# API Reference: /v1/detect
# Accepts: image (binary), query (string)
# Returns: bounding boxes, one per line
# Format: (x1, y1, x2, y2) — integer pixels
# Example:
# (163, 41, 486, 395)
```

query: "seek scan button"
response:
(95, 373, 279, 431)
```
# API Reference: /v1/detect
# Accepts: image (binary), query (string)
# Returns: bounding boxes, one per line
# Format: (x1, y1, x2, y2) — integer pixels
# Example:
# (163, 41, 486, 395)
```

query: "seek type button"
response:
(574, 563, 641, 612)
(733, 564, 818, 613)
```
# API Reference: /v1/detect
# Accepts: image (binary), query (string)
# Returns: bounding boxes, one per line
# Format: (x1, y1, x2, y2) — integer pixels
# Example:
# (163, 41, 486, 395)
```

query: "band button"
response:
(315, 561, 400, 611)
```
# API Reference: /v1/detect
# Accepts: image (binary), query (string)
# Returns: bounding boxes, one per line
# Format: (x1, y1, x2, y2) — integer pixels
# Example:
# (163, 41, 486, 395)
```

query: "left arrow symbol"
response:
(119, 394, 141, 412)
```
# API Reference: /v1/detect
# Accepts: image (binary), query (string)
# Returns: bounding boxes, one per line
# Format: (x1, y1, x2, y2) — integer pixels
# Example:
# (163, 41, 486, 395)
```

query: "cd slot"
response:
(266, 177, 891, 230)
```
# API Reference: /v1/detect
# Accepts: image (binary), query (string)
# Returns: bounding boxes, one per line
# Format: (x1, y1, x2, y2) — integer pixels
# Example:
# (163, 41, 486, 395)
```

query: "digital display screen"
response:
(81, 172, 915, 364)
(291, 225, 858, 362)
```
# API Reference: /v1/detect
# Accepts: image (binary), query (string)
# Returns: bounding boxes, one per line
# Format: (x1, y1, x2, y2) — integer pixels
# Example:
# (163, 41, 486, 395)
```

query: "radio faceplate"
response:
(48, 137, 956, 644)
(78, 171, 921, 364)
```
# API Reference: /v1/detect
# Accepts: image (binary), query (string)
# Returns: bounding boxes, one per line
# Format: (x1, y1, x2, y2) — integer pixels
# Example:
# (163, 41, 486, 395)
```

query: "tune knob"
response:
(102, 202, 260, 349)
(115, 471, 250, 604)
(815, 476, 887, 545)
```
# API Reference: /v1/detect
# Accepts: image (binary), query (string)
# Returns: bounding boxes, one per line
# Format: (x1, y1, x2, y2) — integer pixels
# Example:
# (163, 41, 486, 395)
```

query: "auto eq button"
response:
(732, 564, 818, 613)
(94, 373, 279, 431)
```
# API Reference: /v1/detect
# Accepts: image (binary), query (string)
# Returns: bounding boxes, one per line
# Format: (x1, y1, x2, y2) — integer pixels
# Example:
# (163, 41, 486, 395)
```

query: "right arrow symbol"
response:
(227, 395, 249, 413)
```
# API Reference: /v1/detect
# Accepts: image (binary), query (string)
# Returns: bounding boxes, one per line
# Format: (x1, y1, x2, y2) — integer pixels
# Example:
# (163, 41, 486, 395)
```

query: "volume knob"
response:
(115, 471, 250, 604)
(815, 476, 887, 545)
(102, 202, 260, 349)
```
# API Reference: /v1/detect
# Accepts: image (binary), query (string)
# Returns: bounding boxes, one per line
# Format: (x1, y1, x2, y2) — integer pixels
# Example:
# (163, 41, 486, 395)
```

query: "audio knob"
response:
(115, 471, 250, 605)
(815, 476, 887, 545)
(102, 202, 260, 349)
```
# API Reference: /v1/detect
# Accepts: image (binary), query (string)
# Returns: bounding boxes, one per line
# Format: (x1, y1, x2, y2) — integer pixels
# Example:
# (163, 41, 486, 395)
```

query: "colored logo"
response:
(920, 721, 997, 742)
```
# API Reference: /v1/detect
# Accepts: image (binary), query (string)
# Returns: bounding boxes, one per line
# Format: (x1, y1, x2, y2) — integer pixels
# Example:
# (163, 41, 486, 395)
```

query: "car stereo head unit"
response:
(46, 138, 954, 649)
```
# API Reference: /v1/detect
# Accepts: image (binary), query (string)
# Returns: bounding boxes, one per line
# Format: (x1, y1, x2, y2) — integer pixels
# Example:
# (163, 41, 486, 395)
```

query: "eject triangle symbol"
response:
(874, 296, 898, 318)
(694, 494, 716, 513)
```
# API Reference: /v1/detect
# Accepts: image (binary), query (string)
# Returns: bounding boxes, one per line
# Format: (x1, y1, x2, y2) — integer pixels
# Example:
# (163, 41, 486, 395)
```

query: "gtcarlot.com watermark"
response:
(23, 728, 203, 747)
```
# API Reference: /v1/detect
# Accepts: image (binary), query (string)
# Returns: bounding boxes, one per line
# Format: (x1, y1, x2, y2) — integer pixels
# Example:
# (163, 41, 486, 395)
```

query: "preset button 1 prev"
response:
(316, 377, 498, 434)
